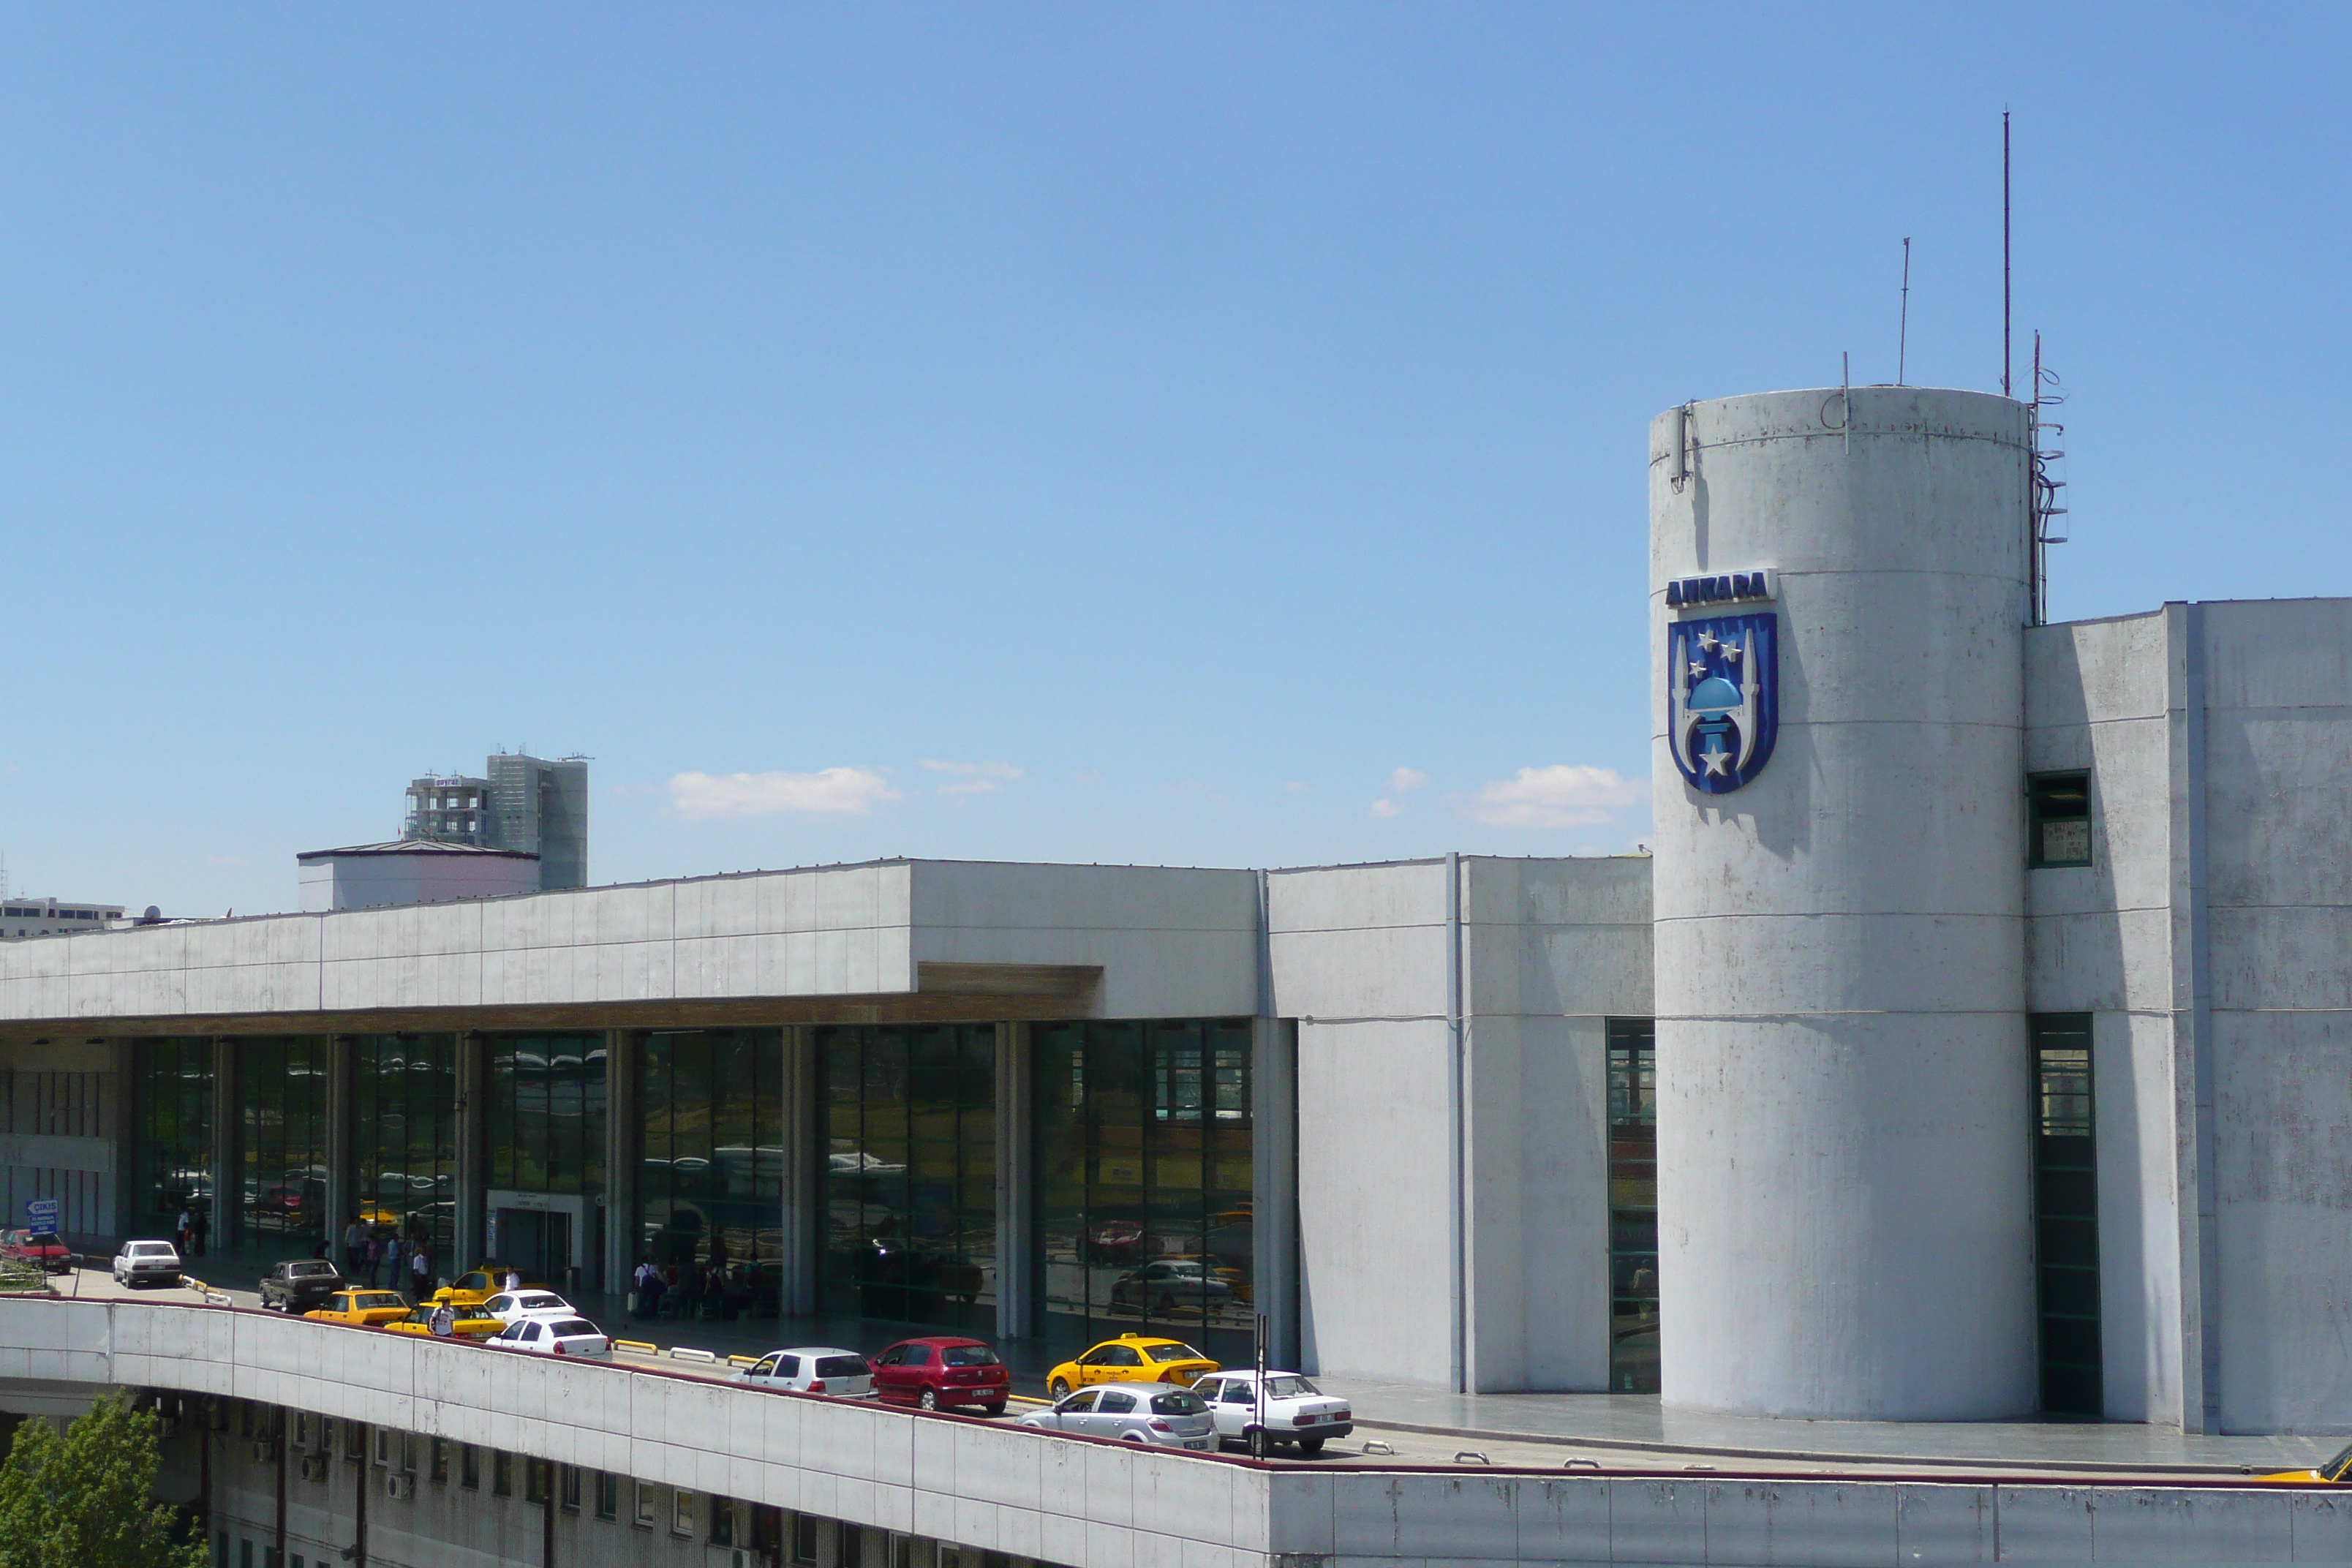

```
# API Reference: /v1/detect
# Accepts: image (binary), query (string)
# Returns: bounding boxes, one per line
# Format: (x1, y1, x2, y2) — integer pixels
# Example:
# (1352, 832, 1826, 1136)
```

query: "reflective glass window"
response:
(816, 1024, 995, 1332)
(1034, 1019, 1253, 1365)
(347, 1035, 457, 1269)
(130, 1039, 214, 1238)
(235, 1038, 331, 1254)
(1607, 1018, 1659, 1393)
(634, 1028, 783, 1307)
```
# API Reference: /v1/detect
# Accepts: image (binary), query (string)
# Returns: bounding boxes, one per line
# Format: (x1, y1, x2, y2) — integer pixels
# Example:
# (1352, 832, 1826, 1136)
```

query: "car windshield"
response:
(132, 1243, 174, 1256)
(289, 1262, 335, 1277)
(815, 1355, 869, 1379)
(28, 1233, 58, 1246)
(549, 1320, 598, 1337)
(519, 1294, 567, 1310)
(357, 1294, 404, 1309)
(1145, 1343, 1207, 1362)
(2327, 1441, 2352, 1482)
(1264, 1376, 1321, 1399)
(1150, 1390, 1208, 1416)
(941, 1346, 999, 1368)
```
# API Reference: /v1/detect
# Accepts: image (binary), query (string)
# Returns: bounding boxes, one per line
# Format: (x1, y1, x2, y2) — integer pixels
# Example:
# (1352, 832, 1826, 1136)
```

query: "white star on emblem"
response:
(1702, 742, 1730, 777)
(1721, 641, 1741, 663)
(1697, 630, 1719, 652)
(1688, 659, 1708, 679)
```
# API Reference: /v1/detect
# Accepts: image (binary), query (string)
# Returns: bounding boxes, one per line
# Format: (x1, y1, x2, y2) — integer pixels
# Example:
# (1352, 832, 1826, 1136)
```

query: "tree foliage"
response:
(0, 1391, 206, 1568)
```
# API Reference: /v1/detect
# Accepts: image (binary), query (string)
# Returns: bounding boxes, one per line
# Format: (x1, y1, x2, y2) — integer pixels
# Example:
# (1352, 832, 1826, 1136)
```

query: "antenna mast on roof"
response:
(1898, 237, 1912, 385)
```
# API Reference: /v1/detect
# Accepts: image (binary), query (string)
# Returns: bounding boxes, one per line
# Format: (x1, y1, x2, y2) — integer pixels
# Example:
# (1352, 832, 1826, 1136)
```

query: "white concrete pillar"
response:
(1649, 386, 2037, 1420)
(995, 1022, 1032, 1338)
(1250, 1017, 1299, 1371)
(781, 1026, 819, 1316)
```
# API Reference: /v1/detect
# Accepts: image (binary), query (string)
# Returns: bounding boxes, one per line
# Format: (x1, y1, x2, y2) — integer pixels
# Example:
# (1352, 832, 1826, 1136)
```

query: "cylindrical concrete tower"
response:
(1648, 386, 2038, 1420)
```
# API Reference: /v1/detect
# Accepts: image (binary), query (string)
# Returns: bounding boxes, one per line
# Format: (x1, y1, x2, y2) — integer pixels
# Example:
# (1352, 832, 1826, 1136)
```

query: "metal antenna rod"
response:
(2002, 112, 2012, 399)
(1899, 237, 1912, 385)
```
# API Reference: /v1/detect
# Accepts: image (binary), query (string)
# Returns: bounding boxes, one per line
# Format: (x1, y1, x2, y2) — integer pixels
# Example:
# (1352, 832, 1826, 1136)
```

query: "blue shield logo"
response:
(1667, 613, 1778, 793)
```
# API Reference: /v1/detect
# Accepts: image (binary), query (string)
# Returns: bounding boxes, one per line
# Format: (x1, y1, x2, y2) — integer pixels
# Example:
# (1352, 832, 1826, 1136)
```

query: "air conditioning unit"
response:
(385, 1474, 415, 1501)
(299, 1457, 329, 1483)
(251, 1440, 277, 1462)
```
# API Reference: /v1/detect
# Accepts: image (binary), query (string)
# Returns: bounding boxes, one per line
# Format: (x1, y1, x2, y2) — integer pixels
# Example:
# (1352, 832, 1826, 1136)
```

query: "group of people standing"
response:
(172, 1207, 210, 1258)
(342, 1217, 435, 1300)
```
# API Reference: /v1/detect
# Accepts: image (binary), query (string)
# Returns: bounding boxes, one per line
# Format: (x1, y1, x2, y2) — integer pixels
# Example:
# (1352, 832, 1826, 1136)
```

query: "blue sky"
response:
(4, 6, 2348, 914)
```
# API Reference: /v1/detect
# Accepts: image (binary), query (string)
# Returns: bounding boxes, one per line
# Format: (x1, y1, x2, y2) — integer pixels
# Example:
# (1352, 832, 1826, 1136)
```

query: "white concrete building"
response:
(0, 382, 2348, 1568)
(297, 840, 545, 913)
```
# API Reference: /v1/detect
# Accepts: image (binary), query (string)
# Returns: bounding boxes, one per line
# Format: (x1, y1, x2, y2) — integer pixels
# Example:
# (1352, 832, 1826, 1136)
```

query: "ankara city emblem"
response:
(1667, 612, 1778, 793)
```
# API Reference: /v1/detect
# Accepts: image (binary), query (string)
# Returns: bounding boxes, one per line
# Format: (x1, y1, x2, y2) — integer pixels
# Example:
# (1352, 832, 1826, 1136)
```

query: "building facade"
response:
(0, 387, 2345, 1440)
(404, 753, 589, 891)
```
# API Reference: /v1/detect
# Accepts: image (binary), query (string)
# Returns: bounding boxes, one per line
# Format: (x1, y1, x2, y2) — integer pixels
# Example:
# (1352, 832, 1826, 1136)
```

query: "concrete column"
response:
(781, 1026, 819, 1316)
(454, 1033, 486, 1267)
(325, 1036, 352, 1242)
(210, 1038, 238, 1254)
(1251, 1017, 1300, 1371)
(603, 1029, 635, 1294)
(994, 1022, 1032, 1339)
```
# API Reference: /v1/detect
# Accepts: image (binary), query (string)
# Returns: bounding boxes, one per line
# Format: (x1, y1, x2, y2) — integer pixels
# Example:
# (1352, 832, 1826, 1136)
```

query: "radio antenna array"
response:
(2027, 331, 2069, 625)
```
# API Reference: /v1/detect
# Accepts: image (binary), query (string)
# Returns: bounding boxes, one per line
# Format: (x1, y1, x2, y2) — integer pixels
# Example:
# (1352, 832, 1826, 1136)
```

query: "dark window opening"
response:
(1607, 1019, 1659, 1394)
(2029, 772, 2093, 868)
(2033, 1015, 2103, 1418)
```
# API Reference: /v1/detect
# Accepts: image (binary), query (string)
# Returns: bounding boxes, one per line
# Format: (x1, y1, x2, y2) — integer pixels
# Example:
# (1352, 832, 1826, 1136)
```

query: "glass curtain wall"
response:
(129, 1039, 214, 1238)
(348, 1035, 458, 1262)
(1033, 1019, 1253, 1365)
(484, 1035, 607, 1195)
(636, 1028, 784, 1294)
(235, 1037, 332, 1254)
(816, 1025, 995, 1331)
(1607, 1019, 1660, 1393)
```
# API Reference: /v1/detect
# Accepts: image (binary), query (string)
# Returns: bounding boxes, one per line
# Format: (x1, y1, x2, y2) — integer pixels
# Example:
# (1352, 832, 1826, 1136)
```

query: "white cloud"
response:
(920, 758, 1025, 796)
(1283, 780, 1311, 794)
(668, 768, 900, 820)
(1369, 798, 1404, 818)
(1456, 765, 1648, 829)
(1388, 766, 1430, 794)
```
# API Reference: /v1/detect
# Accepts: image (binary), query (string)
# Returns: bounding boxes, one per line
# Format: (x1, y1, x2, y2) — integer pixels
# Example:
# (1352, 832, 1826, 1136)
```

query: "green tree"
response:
(0, 1391, 206, 1568)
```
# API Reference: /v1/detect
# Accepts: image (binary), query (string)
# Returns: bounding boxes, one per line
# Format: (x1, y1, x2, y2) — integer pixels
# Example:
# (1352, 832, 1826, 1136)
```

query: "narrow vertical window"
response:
(2028, 772, 2093, 867)
(1607, 1019, 1659, 1393)
(2032, 1015, 2102, 1417)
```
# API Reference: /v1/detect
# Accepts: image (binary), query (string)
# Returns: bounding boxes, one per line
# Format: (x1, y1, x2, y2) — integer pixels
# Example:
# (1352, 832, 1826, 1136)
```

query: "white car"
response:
(479, 1290, 578, 1324)
(1188, 1371, 1352, 1453)
(735, 1346, 875, 1398)
(112, 1240, 182, 1289)
(484, 1316, 609, 1357)
(1017, 1382, 1216, 1449)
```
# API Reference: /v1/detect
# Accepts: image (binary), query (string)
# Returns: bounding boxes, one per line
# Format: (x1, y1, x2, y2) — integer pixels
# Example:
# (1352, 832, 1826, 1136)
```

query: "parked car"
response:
(302, 1289, 413, 1327)
(1108, 1259, 1234, 1313)
(2258, 1440, 2352, 1486)
(1188, 1370, 1352, 1454)
(111, 1240, 181, 1289)
(478, 1290, 577, 1324)
(1045, 1334, 1218, 1398)
(1017, 1382, 1216, 1449)
(1, 1229, 72, 1274)
(735, 1346, 874, 1398)
(259, 1259, 347, 1312)
(870, 1336, 1009, 1414)
(430, 1264, 535, 1311)
(485, 1316, 611, 1357)
(382, 1303, 504, 1340)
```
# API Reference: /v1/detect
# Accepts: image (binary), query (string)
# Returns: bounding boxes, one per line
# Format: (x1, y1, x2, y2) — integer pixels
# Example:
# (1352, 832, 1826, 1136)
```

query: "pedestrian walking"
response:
(429, 1301, 455, 1337)
(189, 1207, 208, 1258)
(343, 1217, 366, 1278)
(175, 1207, 193, 1257)
(364, 1232, 384, 1287)
(411, 1244, 431, 1302)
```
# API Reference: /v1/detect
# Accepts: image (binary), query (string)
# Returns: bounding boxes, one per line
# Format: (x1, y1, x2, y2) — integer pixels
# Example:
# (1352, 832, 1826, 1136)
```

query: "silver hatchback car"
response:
(1017, 1380, 1216, 1450)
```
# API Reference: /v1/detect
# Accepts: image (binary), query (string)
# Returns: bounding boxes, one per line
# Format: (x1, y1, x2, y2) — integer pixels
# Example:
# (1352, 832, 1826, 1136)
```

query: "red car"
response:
(870, 1337, 1010, 1415)
(1, 1229, 71, 1274)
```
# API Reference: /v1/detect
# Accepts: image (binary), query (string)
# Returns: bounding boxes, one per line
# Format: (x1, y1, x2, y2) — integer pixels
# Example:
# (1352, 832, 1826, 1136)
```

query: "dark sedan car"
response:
(260, 1258, 347, 1312)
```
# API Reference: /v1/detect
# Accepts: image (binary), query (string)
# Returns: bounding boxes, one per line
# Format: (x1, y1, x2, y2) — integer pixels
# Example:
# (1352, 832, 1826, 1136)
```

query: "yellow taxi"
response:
(2255, 1440, 2352, 1485)
(430, 1264, 533, 1311)
(1044, 1333, 1218, 1398)
(382, 1303, 504, 1341)
(302, 1289, 414, 1327)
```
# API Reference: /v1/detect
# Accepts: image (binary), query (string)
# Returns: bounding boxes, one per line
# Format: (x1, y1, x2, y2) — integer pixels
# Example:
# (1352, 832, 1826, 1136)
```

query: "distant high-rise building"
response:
(403, 752, 588, 889)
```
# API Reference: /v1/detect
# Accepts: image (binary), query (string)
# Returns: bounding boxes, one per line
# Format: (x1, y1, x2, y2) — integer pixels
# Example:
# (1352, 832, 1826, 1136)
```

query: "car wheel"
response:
(1298, 1437, 1326, 1455)
(983, 1402, 1006, 1417)
(1121, 1432, 1145, 1443)
(918, 1389, 938, 1411)
(1048, 1377, 1071, 1398)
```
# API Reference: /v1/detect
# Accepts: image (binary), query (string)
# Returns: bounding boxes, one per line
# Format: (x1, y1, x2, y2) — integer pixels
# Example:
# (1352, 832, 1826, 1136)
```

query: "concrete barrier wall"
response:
(0, 1298, 1275, 1568)
(13, 1297, 2352, 1567)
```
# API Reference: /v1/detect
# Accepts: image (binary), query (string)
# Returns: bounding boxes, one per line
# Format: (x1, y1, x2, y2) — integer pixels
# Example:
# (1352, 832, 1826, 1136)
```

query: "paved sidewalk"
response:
(1316, 1377, 2334, 1476)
